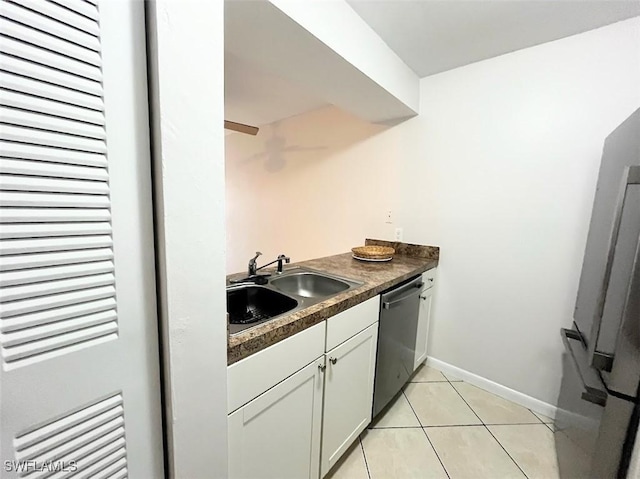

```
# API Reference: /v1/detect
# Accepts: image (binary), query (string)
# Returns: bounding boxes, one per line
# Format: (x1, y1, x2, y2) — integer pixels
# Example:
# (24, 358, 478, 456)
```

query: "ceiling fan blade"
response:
(224, 120, 259, 136)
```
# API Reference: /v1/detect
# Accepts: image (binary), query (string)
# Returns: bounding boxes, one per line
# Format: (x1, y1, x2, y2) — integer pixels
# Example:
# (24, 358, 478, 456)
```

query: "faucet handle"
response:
(277, 254, 290, 263)
(251, 251, 262, 261)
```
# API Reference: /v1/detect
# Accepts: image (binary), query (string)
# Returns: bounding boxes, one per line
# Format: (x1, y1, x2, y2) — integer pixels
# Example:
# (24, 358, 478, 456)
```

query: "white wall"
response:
(398, 17, 640, 405)
(225, 17, 640, 406)
(225, 107, 399, 274)
(147, 1, 228, 477)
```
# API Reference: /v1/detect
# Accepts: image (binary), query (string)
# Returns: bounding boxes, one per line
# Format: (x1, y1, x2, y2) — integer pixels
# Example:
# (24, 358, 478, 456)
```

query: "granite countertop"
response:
(227, 240, 439, 365)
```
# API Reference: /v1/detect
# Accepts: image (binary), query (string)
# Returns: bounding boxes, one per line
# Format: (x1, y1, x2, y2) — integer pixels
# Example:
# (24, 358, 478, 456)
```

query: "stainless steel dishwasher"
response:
(372, 275, 423, 417)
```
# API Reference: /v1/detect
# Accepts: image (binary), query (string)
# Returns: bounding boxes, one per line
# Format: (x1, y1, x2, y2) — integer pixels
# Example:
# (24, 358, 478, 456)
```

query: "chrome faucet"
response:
(248, 251, 262, 276)
(247, 251, 291, 276)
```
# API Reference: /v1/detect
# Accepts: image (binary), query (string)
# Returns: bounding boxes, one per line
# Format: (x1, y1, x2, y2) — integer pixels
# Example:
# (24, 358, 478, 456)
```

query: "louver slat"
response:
(68, 453, 127, 479)
(51, 0, 99, 22)
(0, 261, 114, 288)
(0, 35, 101, 81)
(0, 89, 105, 125)
(1, 285, 116, 318)
(0, 17, 101, 66)
(0, 209, 111, 223)
(0, 54, 102, 97)
(0, 223, 111, 239)
(0, 107, 106, 139)
(3, 322, 118, 363)
(1, 309, 117, 346)
(9, 0, 100, 36)
(0, 1, 100, 51)
(0, 71, 103, 112)
(0, 140, 107, 167)
(1, 273, 115, 302)
(0, 158, 108, 180)
(1, 297, 116, 332)
(0, 124, 107, 153)
(0, 247, 114, 271)
(0, 175, 109, 194)
(0, 191, 110, 208)
(0, 3, 118, 370)
(13, 394, 128, 479)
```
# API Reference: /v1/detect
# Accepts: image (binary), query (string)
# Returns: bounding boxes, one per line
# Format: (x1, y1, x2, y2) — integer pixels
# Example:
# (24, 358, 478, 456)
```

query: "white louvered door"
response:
(0, 1, 164, 477)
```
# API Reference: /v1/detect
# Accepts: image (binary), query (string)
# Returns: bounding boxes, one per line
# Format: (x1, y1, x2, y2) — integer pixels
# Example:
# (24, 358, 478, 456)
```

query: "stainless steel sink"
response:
(227, 285, 298, 329)
(227, 267, 363, 335)
(270, 272, 351, 298)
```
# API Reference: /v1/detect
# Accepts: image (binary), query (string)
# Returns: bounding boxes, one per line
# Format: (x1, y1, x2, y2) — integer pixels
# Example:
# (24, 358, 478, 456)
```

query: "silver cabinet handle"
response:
(330, 357, 337, 365)
(318, 363, 326, 373)
(428, 278, 434, 282)
(420, 295, 427, 300)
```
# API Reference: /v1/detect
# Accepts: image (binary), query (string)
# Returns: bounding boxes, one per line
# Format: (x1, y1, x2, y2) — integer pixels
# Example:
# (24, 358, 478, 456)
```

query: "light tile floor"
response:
(326, 364, 567, 479)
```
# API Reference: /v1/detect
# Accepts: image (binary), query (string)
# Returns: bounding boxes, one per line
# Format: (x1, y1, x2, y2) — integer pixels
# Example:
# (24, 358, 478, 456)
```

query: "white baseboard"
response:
(426, 357, 558, 420)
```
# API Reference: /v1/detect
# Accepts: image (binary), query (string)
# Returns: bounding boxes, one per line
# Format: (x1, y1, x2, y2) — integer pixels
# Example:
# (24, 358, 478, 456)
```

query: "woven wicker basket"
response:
(351, 245, 395, 260)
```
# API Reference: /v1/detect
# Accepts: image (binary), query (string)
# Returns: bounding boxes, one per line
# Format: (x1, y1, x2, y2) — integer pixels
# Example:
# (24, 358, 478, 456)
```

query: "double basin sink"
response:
(227, 268, 363, 334)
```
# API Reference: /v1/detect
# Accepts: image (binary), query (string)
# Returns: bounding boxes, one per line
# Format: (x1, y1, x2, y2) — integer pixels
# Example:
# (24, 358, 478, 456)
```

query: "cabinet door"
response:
(414, 286, 434, 370)
(321, 322, 379, 477)
(228, 358, 324, 479)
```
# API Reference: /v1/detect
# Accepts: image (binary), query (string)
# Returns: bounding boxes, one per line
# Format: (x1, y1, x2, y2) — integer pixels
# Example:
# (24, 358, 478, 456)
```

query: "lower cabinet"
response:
(227, 296, 380, 479)
(228, 358, 325, 479)
(321, 322, 379, 477)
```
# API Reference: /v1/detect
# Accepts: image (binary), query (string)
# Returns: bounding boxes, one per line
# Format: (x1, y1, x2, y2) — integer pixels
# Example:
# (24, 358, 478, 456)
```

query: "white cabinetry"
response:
(227, 295, 380, 479)
(227, 321, 326, 479)
(321, 296, 379, 477)
(228, 358, 325, 479)
(414, 268, 437, 371)
(321, 322, 378, 477)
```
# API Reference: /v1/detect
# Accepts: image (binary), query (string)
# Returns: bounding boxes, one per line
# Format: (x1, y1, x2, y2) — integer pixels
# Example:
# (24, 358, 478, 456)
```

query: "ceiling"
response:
(225, 1, 640, 128)
(225, 52, 327, 128)
(346, 0, 640, 77)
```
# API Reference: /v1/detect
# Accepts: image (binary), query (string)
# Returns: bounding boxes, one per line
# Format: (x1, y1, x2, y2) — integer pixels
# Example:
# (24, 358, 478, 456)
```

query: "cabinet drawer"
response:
(325, 296, 379, 351)
(228, 321, 326, 413)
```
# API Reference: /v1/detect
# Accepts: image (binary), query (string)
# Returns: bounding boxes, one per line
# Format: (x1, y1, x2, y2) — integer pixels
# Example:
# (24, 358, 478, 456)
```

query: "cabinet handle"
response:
(428, 278, 434, 283)
(318, 363, 326, 372)
(330, 357, 337, 365)
(420, 295, 427, 300)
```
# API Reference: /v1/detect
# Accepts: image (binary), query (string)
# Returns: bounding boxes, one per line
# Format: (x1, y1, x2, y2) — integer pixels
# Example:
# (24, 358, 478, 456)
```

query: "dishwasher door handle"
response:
(382, 285, 422, 309)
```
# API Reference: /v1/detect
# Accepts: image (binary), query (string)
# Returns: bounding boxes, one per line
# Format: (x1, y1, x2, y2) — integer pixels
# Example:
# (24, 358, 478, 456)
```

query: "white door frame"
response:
(145, 1, 229, 478)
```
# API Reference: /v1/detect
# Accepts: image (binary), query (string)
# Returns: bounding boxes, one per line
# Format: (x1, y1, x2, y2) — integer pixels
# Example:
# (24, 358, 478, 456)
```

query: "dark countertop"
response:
(227, 246, 438, 365)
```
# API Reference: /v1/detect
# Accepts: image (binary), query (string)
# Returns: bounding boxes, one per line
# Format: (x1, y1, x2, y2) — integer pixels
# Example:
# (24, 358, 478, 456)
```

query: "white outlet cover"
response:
(394, 227, 403, 241)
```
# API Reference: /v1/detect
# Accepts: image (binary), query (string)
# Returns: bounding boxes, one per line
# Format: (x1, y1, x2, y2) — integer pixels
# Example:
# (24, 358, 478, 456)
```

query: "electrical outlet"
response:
(394, 227, 403, 241)
(385, 210, 393, 224)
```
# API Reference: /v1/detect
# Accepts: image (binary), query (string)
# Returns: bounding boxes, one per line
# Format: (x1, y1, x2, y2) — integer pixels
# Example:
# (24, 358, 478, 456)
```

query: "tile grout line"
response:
(448, 381, 530, 479)
(484, 427, 530, 479)
(402, 388, 451, 479)
(421, 422, 556, 428)
(358, 436, 372, 479)
(409, 380, 450, 383)
(372, 422, 549, 430)
(529, 408, 549, 426)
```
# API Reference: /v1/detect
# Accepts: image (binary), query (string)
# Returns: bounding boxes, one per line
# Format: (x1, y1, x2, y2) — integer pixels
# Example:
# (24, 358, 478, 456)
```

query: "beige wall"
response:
(224, 17, 640, 406)
(225, 107, 401, 274)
